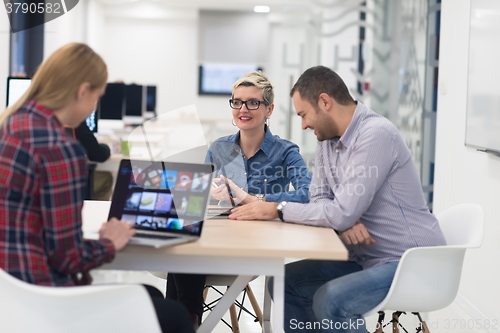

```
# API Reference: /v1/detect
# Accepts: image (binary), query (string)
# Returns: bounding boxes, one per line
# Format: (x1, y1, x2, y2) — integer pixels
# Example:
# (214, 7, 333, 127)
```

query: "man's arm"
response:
(74, 122, 110, 162)
(284, 126, 397, 231)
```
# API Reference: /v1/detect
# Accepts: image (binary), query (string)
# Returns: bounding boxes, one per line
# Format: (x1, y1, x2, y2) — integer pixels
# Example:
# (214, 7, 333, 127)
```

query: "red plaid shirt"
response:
(0, 101, 115, 286)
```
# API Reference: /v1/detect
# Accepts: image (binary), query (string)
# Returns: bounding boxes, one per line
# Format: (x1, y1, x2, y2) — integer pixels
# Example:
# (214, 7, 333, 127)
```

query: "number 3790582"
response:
(5, 2, 62, 14)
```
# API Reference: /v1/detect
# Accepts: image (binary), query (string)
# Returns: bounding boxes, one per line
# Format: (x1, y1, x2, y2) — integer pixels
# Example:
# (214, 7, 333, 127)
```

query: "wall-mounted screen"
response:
(198, 63, 262, 96)
(99, 83, 125, 120)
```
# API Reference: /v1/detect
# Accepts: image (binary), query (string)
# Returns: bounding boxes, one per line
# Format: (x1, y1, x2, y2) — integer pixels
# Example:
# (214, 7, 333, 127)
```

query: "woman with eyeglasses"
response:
(166, 71, 311, 326)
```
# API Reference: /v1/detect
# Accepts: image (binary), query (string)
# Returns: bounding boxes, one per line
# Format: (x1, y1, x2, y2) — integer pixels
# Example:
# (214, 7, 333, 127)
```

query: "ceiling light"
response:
(254, 6, 270, 13)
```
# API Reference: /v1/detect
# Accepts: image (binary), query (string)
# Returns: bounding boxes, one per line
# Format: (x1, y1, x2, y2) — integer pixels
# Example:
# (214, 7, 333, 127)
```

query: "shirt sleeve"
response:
(283, 127, 397, 231)
(74, 122, 111, 163)
(264, 144, 311, 203)
(39, 141, 115, 275)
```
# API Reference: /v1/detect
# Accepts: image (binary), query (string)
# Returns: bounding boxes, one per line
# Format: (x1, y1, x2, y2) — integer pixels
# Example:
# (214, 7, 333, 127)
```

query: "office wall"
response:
(1, 10, 10, 106)
(434, 0, 500, 325)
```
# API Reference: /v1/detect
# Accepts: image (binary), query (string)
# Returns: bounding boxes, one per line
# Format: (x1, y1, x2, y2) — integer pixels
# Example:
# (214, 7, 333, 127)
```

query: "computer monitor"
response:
(123, 84, 144, 125)
(85, 110, 98, 133)
(6, 77, 31, 107)
(6, 77, 98, 132)
(146, 85, 156, 118)
(99, 83, 125, 120)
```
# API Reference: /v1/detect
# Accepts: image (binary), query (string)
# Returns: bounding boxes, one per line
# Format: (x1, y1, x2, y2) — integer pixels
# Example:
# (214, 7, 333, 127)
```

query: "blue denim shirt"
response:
(206, 127, 311, 203)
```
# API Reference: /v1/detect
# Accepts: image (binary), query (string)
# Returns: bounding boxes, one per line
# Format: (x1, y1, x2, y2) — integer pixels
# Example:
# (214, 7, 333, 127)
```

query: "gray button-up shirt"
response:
(284, 102, 446, 269)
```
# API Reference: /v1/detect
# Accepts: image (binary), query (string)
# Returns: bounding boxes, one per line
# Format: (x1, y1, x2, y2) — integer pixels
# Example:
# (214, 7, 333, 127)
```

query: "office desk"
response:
(82, 201, 348, 333)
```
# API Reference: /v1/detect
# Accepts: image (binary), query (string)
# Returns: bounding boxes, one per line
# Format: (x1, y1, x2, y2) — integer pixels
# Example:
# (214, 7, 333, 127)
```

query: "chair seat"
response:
(206, 275, 259, 287)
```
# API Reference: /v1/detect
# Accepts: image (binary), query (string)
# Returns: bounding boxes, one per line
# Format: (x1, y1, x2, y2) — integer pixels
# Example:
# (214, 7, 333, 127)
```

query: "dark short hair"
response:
(290, 66, 355, 107)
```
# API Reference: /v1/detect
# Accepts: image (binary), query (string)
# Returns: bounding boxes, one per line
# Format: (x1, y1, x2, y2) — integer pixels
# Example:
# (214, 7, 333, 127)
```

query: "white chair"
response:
(0, 268, 162, 333)
(362, 203, 484, 333)
(149, 272, 263, 332)
(203, 275, 263, 333)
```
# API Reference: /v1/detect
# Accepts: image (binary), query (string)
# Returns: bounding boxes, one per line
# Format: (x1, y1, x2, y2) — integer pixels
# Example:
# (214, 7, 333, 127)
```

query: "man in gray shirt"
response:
(228, 66, 446, 333)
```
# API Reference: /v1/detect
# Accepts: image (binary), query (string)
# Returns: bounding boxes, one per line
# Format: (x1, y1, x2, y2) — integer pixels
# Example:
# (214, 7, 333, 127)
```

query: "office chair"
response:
(150, 272, 263, 332)
(0, 268, 162, 333)
(203, 275, 263, 333)
(362, 203, 484, 333)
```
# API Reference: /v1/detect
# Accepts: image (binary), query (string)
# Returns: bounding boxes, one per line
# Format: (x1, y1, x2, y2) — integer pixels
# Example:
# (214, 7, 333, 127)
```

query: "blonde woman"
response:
(0, 43, 193, 333)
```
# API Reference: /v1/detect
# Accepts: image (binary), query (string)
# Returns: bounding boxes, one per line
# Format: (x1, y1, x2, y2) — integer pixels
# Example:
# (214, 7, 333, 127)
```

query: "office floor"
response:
(91, 270, 492, 333)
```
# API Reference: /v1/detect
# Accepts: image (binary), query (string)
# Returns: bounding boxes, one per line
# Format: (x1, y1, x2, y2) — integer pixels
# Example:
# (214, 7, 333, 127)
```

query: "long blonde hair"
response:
(0, 43, 107, 125)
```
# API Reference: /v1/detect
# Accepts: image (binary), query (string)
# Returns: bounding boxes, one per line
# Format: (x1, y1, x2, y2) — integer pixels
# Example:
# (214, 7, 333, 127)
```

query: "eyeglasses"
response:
(229, 99, 269, 110)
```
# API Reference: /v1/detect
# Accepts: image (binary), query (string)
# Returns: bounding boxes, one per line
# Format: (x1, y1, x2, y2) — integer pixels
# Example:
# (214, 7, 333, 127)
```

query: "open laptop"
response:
(108, 159, 213, 248)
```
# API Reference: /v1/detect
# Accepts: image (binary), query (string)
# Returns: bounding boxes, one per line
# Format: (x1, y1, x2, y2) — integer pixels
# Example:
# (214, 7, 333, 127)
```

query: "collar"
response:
(232, 126, 274, 157)
(26, 100, 63, 128)
(338, 101, 366, 149)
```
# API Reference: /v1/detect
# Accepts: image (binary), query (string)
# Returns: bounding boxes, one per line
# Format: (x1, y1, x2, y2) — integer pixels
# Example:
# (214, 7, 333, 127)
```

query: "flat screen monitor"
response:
(99, 83, 125, 120)
(198, 63, 262, 96)
(146, 86, 156, 115)
(125, 84, 143, 117)
(6, 77, 98, 132)
(6, 77, 31, 107)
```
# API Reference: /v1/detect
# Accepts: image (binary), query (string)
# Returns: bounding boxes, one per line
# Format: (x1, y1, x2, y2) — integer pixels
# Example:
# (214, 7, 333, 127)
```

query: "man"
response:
(74, 121, 114, 200)
(228, 66, 446, 333)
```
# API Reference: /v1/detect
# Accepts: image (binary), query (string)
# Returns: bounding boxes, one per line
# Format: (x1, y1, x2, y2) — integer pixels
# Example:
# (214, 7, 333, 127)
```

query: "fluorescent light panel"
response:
(254, 5, 270, 13)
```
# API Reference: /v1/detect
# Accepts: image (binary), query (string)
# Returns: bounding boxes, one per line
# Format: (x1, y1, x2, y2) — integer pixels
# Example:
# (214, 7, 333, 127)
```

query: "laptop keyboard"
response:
(136, 233, 177, 240)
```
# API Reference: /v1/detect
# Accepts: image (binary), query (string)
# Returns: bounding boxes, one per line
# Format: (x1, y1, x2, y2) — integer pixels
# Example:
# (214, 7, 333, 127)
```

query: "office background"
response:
(1, 0, 498, 330)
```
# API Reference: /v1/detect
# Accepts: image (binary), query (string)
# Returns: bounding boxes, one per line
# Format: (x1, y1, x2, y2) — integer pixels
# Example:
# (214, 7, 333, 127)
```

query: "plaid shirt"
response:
(0, 101, 115, 286)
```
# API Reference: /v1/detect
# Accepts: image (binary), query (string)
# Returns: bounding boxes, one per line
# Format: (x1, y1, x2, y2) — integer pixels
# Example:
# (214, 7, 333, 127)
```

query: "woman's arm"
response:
(264, 144, 311, 203)
(40, 141, 115, 276)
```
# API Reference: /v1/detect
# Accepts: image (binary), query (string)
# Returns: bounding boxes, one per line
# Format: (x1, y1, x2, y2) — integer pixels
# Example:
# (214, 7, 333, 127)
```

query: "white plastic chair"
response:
(362, 203, 484, 333)
(203, 275, 263, 333)
(0, 268, 162, 333)
(149, 272, 262, 332)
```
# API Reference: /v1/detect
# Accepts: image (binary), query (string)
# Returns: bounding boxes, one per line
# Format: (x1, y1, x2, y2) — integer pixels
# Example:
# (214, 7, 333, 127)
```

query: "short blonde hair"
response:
(0, 43, 107, 125)
(232, 71, 274, 105)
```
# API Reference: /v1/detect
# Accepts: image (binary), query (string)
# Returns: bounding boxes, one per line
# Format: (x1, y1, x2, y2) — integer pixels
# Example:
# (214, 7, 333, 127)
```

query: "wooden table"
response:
(82, 201, 348, 333)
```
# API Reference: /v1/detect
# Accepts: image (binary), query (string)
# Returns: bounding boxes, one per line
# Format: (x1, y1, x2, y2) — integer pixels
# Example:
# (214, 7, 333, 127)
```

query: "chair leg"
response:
(229, 302, 240, 333)
(391, 311, 406, 333)
(203, 286, 209, 303)
(245, 284, 263, 326)
(375, 311, 385, 333)
(412, 313, 431, 333)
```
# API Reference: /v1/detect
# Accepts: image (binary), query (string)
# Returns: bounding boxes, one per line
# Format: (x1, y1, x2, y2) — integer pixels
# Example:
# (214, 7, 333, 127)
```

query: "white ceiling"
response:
(96, 0, 293, 12)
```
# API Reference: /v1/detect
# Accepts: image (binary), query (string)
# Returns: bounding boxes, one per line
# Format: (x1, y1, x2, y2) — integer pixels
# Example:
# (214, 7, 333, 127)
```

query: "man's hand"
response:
(99, 218, 136, 251)
(229, 202, 279, 220)
(71, 271, 93, 285)
(339, 222, 376, 246)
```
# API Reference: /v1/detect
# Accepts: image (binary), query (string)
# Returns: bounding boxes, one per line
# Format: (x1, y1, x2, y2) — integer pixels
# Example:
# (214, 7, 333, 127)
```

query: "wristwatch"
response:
(276, 201, 287, 221)
(256, 194, 265, 202)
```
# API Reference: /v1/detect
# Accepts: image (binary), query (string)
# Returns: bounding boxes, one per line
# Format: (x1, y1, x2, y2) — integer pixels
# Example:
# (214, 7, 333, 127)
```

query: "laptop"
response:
(108, 159, 213, 248)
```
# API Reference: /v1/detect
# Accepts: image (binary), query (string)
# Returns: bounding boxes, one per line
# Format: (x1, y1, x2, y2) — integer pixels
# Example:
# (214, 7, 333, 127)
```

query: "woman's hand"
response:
(99, 218, 136, 251)
(210, 177, 234, 203)
(220, 175, 258, 205)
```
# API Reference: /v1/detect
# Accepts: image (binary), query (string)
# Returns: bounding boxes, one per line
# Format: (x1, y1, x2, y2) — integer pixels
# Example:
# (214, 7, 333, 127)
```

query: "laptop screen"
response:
(109, 159, 213, 236)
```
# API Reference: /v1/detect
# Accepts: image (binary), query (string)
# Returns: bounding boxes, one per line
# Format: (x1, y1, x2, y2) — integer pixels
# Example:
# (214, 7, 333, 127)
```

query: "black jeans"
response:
(165, 273, 207, 324)
(144, 285, 195, 333)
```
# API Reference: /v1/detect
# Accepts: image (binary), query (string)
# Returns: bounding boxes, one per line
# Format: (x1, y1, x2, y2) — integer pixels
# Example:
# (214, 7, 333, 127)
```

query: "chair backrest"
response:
(436, 203, 484, 247)
(362, 203, 484, 316)
(0, 268, 162, 333)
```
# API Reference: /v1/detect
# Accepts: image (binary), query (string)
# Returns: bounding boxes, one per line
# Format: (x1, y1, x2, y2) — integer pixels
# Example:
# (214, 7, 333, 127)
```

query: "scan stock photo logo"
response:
(3, 0, 79, 32)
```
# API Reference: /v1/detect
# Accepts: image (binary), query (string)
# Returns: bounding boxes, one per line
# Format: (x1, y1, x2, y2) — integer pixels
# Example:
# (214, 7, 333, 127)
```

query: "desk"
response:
(82, 201, 348, 333)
